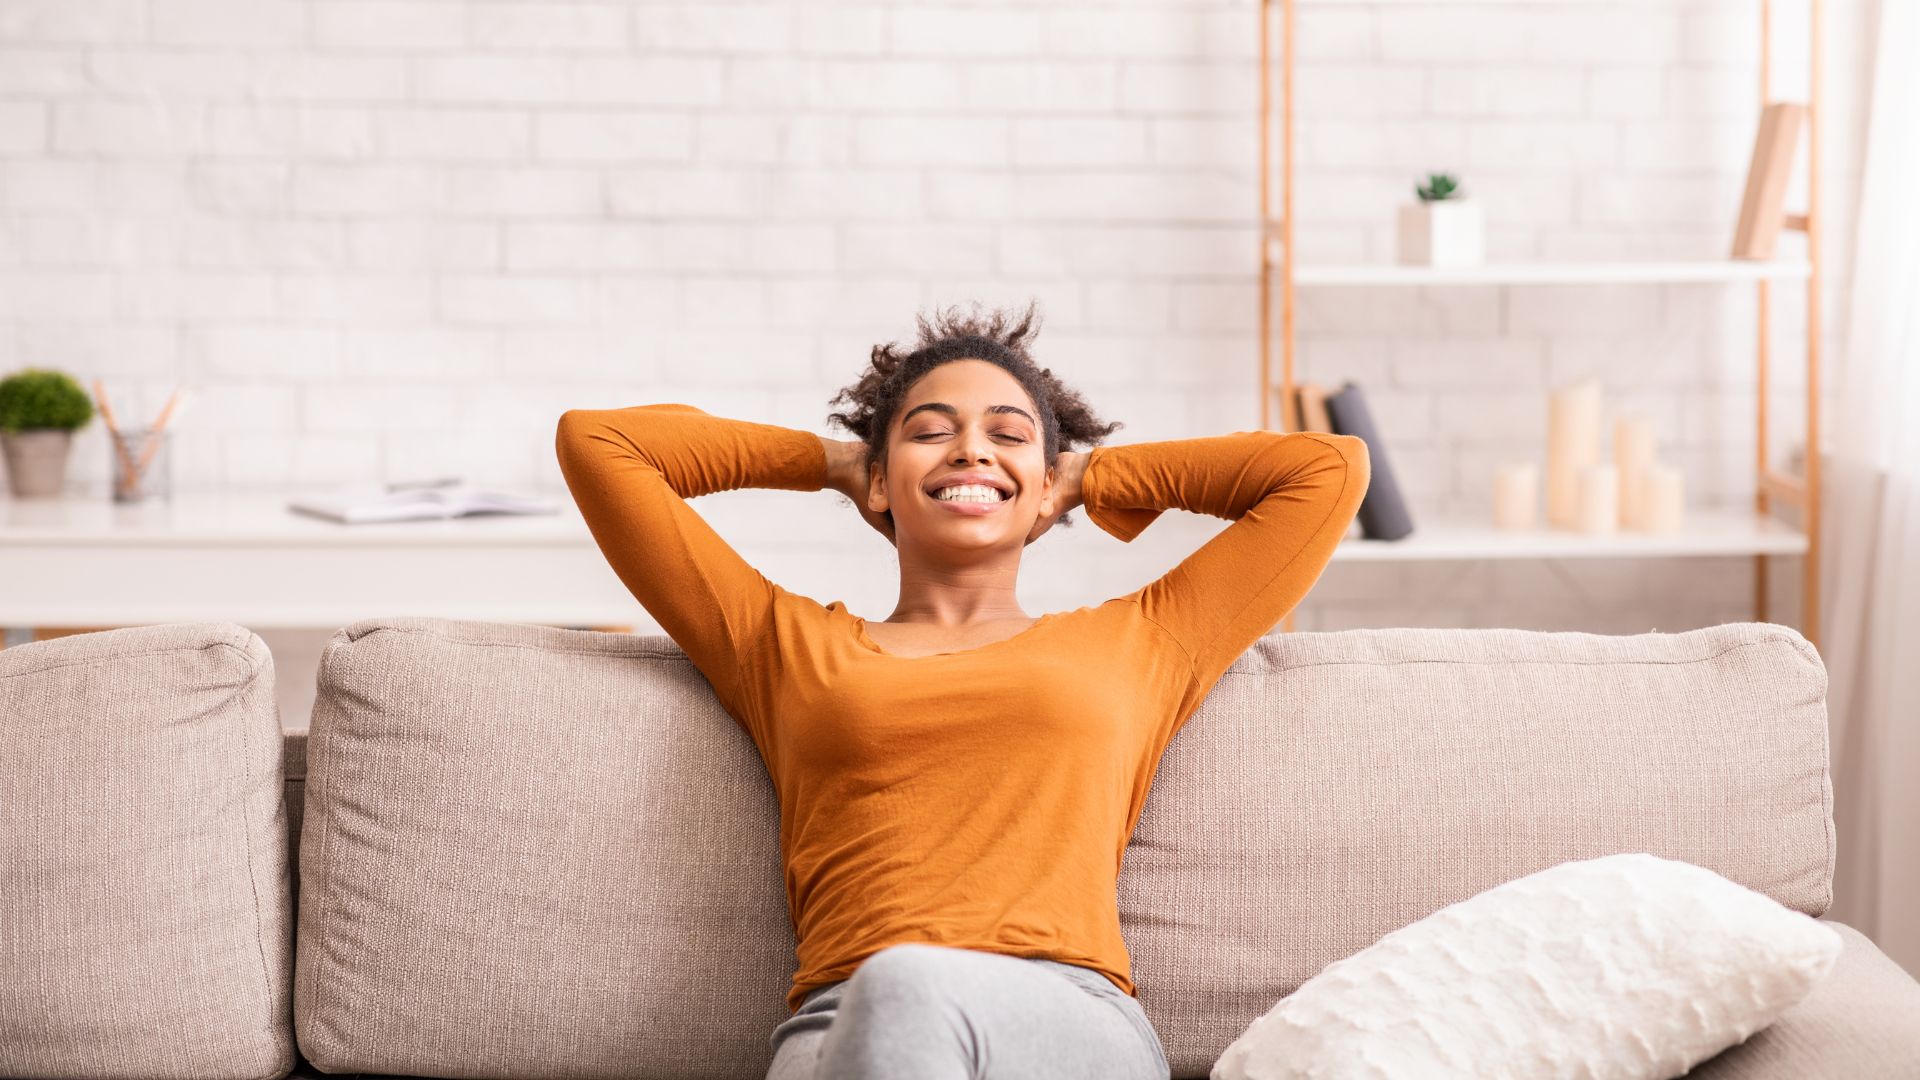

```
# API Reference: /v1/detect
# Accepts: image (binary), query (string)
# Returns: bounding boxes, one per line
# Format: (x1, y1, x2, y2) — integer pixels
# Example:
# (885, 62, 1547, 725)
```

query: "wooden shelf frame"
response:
(1257, 0, 1823, 650)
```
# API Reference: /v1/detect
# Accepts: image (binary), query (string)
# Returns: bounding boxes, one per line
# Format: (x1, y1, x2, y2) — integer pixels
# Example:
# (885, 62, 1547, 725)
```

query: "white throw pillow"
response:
(1211, 853, 1842, 1080)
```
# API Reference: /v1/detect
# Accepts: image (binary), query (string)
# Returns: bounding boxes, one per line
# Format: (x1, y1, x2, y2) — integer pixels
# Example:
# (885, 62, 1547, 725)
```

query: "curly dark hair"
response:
(825, 299, 1124, 532)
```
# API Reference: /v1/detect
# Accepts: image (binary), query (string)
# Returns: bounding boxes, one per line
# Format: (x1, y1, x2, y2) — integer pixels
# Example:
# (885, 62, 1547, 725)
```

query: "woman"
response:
(554, 301, 1370, 1080)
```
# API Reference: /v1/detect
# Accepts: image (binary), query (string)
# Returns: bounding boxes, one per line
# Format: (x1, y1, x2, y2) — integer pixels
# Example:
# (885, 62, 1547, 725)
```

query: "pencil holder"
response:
(110, 426, 171, 503)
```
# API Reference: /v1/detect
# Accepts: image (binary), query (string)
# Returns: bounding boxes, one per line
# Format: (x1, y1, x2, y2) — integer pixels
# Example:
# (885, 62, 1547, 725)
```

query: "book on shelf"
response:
(1324, 382, 1415, 542)
(1274, 381, 1335, 435)
(1731, 101, 1807, 260)
(1299, 383, 1335, 434)
(287, 477, 561, 525)
(1276, 383, 1303, 433)
(1278, 380, 1416, 542)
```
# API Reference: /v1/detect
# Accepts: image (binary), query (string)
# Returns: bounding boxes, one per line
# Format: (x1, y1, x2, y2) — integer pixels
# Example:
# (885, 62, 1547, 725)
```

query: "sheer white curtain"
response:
(1818, 0, 1920, 977)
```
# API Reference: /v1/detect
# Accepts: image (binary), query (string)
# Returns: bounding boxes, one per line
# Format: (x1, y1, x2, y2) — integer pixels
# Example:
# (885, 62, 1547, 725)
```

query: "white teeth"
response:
(933, 483, 1005, 503)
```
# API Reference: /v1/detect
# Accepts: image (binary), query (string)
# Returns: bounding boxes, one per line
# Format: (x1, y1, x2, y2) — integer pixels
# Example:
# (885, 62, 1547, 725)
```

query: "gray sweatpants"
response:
(765, 943, 1171, 1080)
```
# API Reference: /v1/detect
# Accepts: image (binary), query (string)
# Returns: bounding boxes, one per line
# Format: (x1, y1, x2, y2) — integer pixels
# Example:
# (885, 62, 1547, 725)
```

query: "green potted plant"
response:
(0, 367, 95, 498)
(1397, 171, 1484, 268)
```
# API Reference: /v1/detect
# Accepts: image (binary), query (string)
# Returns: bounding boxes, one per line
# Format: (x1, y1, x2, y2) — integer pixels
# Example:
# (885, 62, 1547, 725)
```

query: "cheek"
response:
(882, 450, 926, 503)
(1019, 460, 1048, 500)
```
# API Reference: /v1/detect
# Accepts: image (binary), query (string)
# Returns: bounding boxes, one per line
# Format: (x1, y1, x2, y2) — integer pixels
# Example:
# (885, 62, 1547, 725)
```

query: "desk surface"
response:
(0, 492, 596, 547)
(0, 492, 649, 628)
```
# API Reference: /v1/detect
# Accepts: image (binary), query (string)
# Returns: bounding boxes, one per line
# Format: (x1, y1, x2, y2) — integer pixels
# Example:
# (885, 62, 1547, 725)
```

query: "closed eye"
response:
(915, 433, 1027, 443)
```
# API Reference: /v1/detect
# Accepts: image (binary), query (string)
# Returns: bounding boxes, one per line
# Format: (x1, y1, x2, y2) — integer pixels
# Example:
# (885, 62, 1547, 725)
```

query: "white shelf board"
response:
(1328, 507, 1808, 562)
(1297, 0, 1738, 5)
(1290, 260, 1812, 287)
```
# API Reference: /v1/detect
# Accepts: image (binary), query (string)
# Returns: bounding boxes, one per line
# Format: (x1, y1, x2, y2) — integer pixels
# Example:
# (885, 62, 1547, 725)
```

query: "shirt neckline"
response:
(851, 610, 1062, 659)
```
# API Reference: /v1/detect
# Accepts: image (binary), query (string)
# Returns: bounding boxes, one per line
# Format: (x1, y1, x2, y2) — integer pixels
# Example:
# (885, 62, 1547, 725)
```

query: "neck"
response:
(884, 546, 1028, 626)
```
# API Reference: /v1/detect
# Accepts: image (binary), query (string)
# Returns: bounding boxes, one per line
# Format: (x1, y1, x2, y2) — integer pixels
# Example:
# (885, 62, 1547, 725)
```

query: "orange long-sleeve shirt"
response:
(554, 404, 1370, 1014)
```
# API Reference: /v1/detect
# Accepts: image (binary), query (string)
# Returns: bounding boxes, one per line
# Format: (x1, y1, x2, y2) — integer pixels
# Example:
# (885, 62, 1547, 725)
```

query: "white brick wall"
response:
(0, 0, 1871, 669)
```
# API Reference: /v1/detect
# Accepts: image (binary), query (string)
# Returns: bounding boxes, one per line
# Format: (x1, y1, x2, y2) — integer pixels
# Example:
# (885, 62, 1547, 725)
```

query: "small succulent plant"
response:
(0, 368, 94, 434)
(1415, 173, 1462, 202)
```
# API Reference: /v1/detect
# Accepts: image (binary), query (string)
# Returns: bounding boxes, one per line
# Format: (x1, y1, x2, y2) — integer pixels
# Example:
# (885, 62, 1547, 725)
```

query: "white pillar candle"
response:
(1640, 462, 1684, 533)
(1575, 463, 1618, 534)
(1547, 379, 1602, 529)
(1614, 416, 1656, 529)
(1492, 461, 1537, 531)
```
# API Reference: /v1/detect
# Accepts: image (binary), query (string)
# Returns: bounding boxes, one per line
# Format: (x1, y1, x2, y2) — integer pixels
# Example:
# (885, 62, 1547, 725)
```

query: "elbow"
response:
(1329, 433, 1369, 485)
(554, 409, 608, 480)
(1328, 433, 1371, 507)
(556, 407, 618, 450)
(1283, 429, 1368, 475)
(1285, 431, 1370, 510)
(554, 409, 585, 462)
(556, 408, 601, 436)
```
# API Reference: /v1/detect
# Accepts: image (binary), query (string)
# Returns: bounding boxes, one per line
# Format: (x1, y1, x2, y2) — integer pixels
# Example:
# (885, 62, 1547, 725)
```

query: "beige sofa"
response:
(4, 616, 1919, 1080)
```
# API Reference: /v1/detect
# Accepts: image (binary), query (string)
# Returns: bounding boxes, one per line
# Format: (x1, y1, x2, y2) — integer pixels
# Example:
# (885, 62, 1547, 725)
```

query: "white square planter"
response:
(1397, 200, 1485, 267)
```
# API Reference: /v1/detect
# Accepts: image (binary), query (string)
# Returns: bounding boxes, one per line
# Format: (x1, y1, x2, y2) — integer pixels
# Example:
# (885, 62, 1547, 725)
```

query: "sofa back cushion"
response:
(0, 622, 294, 1080)
(1123, 620, 1831, 1075)
(294, 618, 793, 1079)
(294, 618, 1831, 1080)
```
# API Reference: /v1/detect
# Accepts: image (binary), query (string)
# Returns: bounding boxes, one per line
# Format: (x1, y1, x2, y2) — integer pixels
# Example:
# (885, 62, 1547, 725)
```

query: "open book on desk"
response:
(287, 477, 562, 525)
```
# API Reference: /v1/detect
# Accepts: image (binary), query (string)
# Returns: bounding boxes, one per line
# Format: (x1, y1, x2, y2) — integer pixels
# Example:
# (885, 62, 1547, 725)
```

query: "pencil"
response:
(93, 380, 143, 496)
(131, 387, 182, 481)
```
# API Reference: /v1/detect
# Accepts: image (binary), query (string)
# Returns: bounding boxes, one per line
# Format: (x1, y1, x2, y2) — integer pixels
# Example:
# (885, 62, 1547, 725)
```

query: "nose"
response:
(951, 426, 996, 465)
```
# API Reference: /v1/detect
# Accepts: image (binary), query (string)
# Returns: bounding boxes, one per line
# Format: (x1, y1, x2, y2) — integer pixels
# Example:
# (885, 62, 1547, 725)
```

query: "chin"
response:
(906, 520, 1027, 547)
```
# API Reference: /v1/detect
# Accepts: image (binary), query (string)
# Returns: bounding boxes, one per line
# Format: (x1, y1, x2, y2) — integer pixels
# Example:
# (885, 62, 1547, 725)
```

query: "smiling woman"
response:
(824, 300, 1124, 556)
(552, 298, 1370, 1080)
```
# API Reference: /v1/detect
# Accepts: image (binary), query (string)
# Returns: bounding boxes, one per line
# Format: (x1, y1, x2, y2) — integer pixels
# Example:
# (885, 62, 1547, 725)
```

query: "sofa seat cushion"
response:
(0, 622, 294, 1080)
(275, 920, 1920, 1080)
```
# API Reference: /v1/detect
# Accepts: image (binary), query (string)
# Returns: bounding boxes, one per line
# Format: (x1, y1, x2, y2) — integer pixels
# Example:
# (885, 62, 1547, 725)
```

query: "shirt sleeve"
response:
(554, 403, 829, 729)
(1078, 429, 1370, 725)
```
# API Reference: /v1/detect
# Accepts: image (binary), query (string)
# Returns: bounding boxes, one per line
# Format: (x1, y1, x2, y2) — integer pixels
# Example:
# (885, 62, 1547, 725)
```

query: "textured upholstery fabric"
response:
(0, 622, 294, 1080)
(294, 617, 796, 1078)
(1122, 621, 1836, 1075)
(289, 616, 1872, 1080)
(4, 615, 1907, 1080)
(270, 918, 1920, 1080)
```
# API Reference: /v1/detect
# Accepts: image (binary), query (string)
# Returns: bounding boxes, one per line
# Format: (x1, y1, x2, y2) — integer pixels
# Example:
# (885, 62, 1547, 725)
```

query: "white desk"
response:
(0, 493, 645, 630)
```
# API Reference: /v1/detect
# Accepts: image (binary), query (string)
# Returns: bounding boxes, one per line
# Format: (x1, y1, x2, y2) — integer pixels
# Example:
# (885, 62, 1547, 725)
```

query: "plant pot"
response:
(1397, 199, 1485, 267)
(1, 429, 73, 498)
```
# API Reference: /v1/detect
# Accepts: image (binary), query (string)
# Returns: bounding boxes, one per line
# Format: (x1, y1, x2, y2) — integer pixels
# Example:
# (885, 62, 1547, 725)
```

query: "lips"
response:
(932, 497, 1005, 515)
(925, 478, 1013, 511)
(925, 474, 1013, 497)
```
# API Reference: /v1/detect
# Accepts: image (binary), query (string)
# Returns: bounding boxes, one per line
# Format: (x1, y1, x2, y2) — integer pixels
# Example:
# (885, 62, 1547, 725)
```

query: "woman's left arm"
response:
(1077, 430, 1371, 711)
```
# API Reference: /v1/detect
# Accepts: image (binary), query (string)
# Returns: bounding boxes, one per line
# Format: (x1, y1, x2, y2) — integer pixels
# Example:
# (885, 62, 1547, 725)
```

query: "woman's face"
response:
(869, 359, 1054, 553)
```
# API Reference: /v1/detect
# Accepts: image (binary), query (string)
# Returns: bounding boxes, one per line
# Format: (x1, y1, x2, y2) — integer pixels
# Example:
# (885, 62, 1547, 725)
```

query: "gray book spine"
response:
(1323, 381, 1415, 541)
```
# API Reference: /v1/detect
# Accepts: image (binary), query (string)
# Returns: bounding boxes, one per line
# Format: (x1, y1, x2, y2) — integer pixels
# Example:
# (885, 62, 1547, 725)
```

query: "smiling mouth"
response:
(928, 486, 1011, 509)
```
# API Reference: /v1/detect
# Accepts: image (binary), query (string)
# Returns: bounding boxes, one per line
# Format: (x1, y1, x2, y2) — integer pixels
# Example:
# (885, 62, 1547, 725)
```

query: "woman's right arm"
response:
(553, 403, 829, 722)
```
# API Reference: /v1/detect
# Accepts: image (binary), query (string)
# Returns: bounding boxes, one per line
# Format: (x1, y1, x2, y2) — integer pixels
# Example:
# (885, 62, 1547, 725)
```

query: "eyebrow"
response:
(901, 402, 1038, 427)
